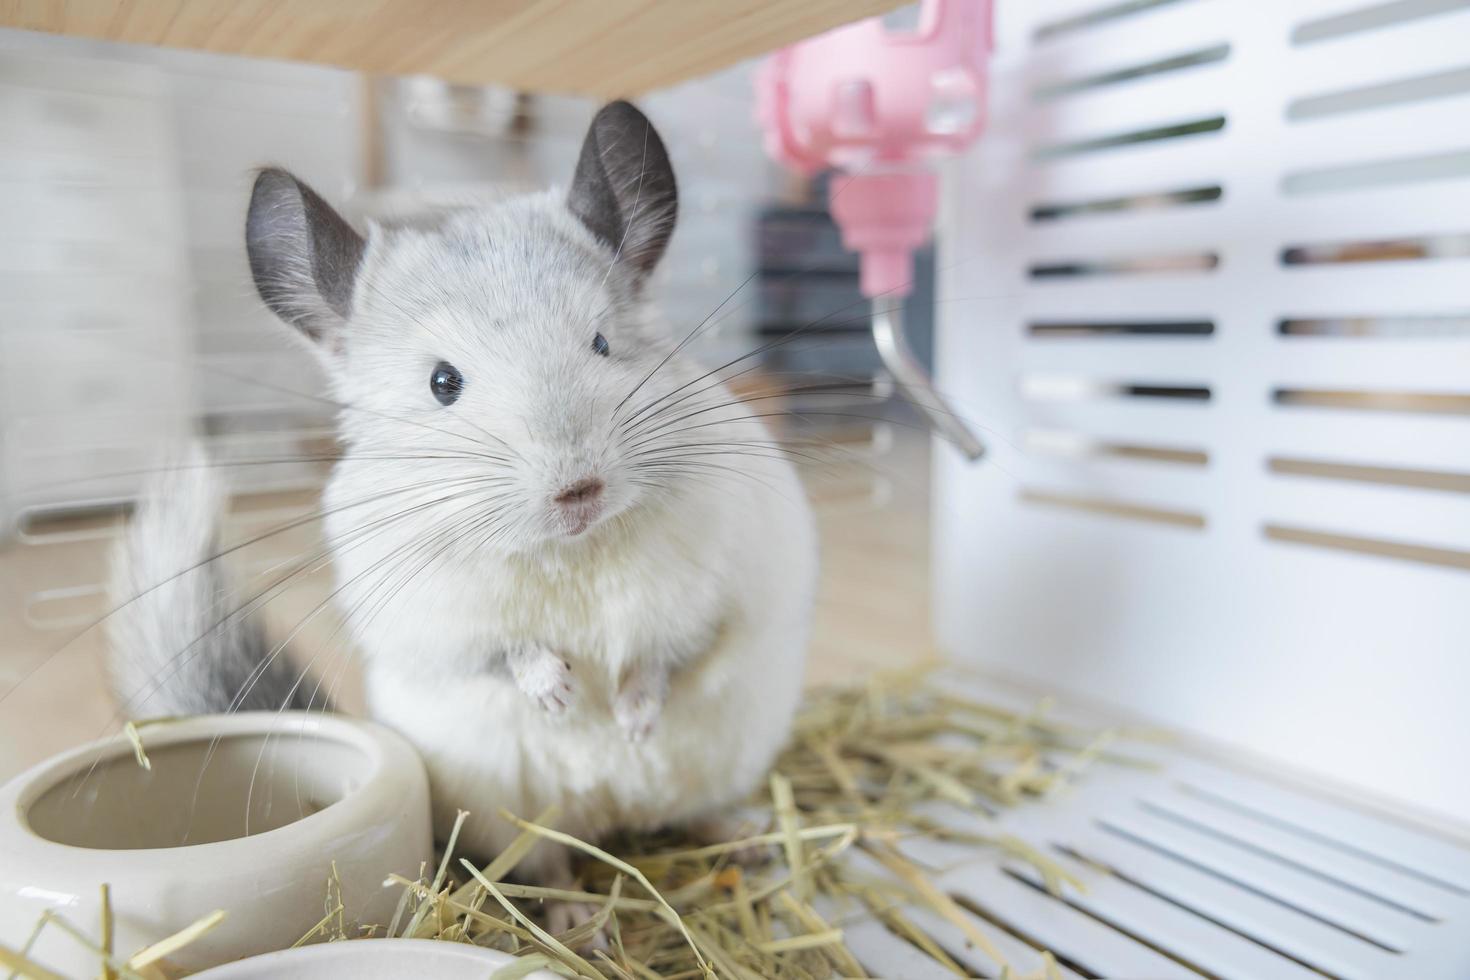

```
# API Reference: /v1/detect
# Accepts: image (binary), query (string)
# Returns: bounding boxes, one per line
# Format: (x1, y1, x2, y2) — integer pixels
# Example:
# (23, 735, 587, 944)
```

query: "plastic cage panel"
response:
(840, 671, 1470, 980)
(933, 0, 1470, 832)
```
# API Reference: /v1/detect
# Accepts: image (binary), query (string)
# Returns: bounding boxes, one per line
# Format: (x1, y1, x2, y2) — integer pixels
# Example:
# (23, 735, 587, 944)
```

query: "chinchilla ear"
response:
(245, 167, 365, 351)
(568, 100, 678, 281)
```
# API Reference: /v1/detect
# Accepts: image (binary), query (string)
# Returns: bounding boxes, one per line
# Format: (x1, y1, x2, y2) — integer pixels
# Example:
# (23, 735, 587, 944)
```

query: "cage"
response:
(925, 1, 1470, 975)
(0, 0, 1467, 977)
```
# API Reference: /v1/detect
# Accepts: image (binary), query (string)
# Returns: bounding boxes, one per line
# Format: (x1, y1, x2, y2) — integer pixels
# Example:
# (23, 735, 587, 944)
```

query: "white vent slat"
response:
(1279, 183, 1470, 239)
(1029, 0, 1230, 71)
(1018, 339, 1218, 378)
(1031, 43, 1231, 110)
(1021, 400, 1222, 447)
(1282, 92, 1470, 166)
(1063, 821, 1410, 979)
(906, 903, 1087, 979)
(1030, 33, 1230, 96)
(1027, 134, 1232, 200)
(1101, 807, 1417, 966)
(1169, 768, 1470, 889)
(860, 672, 1470, 974)
(1282, 130, 1470, 195)
(1271, 339, 1470, 388)
(1263, 413, 1470, 470)
(1004, 857, 1331, 980)
(1007, 500, 1209, 549)
(1023, 207, 1228, 256)
(1143, 792, 1468, 920)
(930, 856, 1203, 978)
(839, 671, 1470, 977)
(1275, 264, 1470, 316)
(1023, 456, 1208, 506)
(1291, 0, 1470, 23)
(1277, 266, 1470, 320)
(1288, 8, 1470, 91)
(826, 915, 966, 979)
(938, 673, 1468, 881)
(841, 848, 1085, 978)
(1020, 277, 1227, 315)
(1024, 427, 1211, 468)
(1023, 175, 1225, 219)
(1263, 478, 1470, 553)
(1027, 70, 1228, 144)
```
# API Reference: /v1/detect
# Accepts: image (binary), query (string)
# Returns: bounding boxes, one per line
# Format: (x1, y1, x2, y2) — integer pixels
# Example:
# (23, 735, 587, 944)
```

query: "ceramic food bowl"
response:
(0, 712, 433, 976)
(192, 937, 559, 978)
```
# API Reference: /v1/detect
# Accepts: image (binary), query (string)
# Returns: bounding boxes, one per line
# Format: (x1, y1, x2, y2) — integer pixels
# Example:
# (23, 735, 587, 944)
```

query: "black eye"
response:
(592, 332, 610, 357)
(430, 361, 463, 406)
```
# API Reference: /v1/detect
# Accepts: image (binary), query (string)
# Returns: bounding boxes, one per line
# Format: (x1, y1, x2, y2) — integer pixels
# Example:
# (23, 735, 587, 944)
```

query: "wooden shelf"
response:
(3, 1, 907, 95)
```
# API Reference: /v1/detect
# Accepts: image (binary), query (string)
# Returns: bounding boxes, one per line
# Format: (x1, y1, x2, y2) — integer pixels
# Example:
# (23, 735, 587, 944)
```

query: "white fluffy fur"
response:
(109, 445, 311, 716)
(110, 131, 819, 887)
(314, 191, 817, 874)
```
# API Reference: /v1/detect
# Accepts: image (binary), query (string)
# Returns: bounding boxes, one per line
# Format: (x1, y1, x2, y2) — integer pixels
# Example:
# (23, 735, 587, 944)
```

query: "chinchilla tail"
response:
(106, 442, 314, 717)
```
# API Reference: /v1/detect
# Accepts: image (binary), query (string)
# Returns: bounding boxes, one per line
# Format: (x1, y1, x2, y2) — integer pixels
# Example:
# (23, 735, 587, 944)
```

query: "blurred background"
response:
(0, 15, 939, 780)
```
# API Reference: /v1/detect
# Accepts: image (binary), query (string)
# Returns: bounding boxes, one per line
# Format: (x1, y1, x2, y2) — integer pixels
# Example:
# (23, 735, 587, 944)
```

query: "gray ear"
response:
(246, 168, 365, 346)
(568, 101, 678, 280)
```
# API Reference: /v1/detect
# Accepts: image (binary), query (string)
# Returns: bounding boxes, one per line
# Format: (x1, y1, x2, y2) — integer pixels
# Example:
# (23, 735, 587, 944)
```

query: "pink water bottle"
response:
(756, 0, 991, 459)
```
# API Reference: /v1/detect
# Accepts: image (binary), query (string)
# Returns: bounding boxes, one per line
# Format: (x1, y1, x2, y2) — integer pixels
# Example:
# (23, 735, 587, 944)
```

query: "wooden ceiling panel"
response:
(1, 1, 908, 95)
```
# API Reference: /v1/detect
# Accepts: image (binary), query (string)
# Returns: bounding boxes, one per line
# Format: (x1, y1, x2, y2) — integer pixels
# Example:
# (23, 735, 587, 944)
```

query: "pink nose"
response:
(555, 477, 605, 506)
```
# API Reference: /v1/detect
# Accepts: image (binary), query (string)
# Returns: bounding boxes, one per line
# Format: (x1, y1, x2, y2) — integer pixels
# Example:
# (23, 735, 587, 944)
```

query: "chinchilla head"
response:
(245, 100, 744, 553)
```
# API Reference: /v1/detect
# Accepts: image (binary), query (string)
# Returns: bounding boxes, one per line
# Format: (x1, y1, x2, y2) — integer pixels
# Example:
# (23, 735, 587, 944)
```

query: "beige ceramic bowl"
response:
(0, 712, 433, 976)
(192, 937, 559, 978)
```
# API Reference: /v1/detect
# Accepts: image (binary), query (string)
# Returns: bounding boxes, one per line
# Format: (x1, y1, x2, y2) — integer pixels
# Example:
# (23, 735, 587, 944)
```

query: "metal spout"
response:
(870, 301, 985, 460)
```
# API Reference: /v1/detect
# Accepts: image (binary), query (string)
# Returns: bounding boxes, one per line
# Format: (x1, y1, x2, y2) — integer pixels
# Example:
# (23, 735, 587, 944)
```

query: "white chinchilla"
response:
(107, 101, 818, 922)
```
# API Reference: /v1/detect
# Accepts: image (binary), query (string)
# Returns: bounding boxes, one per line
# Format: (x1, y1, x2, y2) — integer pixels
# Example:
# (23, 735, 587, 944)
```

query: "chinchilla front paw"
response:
(614, 664, 669, 742)
(508, 643, 575, 715)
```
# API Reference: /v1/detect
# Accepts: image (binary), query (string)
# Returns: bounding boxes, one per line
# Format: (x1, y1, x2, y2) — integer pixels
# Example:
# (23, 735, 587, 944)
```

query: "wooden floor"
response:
(804, 432, 937, 685)
(0, 433, 936, 782)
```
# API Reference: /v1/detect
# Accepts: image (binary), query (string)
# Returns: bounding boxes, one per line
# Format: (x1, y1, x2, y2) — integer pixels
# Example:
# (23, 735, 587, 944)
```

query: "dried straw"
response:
(364, 668, 1121, 979)
(32, 668, 1126, 979)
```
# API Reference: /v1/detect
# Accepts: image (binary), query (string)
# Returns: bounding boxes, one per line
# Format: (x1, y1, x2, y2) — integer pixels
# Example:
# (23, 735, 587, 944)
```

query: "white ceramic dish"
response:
(192, 937, 559, 978)
(0, 712, 433, 976)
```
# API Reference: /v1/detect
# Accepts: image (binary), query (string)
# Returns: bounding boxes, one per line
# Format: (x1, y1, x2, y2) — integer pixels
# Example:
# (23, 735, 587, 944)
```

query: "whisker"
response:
(607, 158, 890, 422)
(10, 449, 516, 501)
(237, 493, 515, 832)
(614, 273, 919, 435)
(105, 475, 514, 721)
(1, 471, 515, 710)
(66, 479, 509, 804)
(181, 486, 515, 823)
(616, 283, 1016, 445)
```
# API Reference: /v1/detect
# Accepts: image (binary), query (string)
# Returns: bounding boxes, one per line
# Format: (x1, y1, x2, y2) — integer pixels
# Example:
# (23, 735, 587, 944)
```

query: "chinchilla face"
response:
(244, 101, 741, 553)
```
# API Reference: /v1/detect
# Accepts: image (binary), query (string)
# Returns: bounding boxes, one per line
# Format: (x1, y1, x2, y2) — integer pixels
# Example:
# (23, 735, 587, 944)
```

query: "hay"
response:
(3, 898, 223, 980)
(368, 668, 1124, 979)
(24, 668, 1129, 978)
